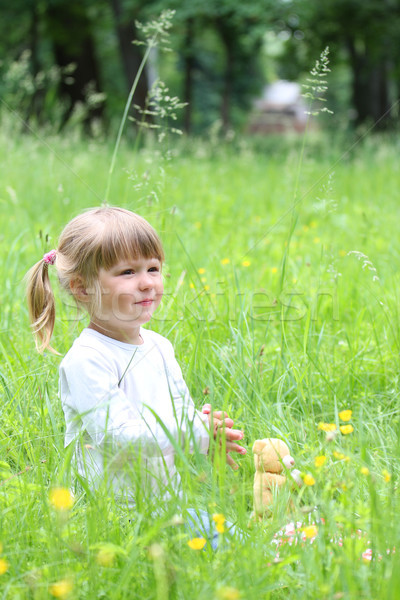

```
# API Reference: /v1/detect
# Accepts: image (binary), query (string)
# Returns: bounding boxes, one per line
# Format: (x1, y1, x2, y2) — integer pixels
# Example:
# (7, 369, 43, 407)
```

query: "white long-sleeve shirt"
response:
(59, 328, 210, 502)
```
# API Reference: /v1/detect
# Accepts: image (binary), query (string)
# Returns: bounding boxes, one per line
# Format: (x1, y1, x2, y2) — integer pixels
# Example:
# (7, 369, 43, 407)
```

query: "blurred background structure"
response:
(0, 0, 399, 136)
(247, 81, 308, 134)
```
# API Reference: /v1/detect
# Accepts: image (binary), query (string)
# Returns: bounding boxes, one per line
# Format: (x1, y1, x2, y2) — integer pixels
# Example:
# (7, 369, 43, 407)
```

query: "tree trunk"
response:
(109, 0, 149, 118)
(369, 62, 391, 126)
(346, 36, 391, 128)
(221, 40, 233, 131)
(182, 17, 195, 134)
(346, 37, 369, 125)
(27, 2, 42, 123)
(46, 1, 104, 131)
(216, 19, 235, 132)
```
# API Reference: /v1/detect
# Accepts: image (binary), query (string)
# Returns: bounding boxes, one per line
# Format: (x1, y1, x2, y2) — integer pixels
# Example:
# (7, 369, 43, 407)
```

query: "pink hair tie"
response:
(43, 249, 57, 265)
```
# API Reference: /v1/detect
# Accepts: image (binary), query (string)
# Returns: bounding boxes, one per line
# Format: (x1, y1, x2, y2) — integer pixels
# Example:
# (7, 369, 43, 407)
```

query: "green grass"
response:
(1, 124, 400, 599)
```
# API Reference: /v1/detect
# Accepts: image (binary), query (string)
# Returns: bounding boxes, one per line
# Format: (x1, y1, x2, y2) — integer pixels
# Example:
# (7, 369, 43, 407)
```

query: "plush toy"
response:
(252, 438, 302, 519)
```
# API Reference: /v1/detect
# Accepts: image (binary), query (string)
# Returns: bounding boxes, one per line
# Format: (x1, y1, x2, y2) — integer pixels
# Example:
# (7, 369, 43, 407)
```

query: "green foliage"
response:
(2, 0, 400, 132)
(0, 0, 272, 133)
(278, 0, 400, 127)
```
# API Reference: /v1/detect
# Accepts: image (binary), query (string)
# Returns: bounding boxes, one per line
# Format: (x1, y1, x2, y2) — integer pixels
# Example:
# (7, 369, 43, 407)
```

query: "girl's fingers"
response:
(213, 410, 229, 420)
(226, 441, 247, 455)
(224, 427, 244, 441)
(218, 417, 234, 429)
(212, 417, 234, 429)
(214, 424, 244, 441)
(226, 454, 239, 470)
(202, 404, 211, 414)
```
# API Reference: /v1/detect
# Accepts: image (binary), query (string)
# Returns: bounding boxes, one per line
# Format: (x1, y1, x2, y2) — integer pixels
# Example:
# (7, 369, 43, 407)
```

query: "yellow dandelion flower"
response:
(339, 250, 347, 257)
(0, 558, 9, 575)
(204, 285, 210, 291)
(318, 422, 337, 432)
(360, 466, 370, 476)
(340, 424, 354, 435)
(194, 222, 202, 229)
(313, 237, 321, 244)
(315, 455, 327, 468)
(333, 451, 349, 462)
(242, 260, 251, 267)
(212, 513, 225, 524)
(303, 474, 316, 486)
(189, 282, 195, 289)
(339, 410, 352, 422)
(213, 513, 225, 534)
(221, 258, 230, 265)
(217, 586, 241, 600)
(187, 537, 206, 550)
(96, 548, 116, 567)
(303, 525, 318, 539)
(383, 469, 391, 483)
(49, 487, 74, 511)
(49, 579, 73, 598)
(310, 220, 317, 228)
(271, 267, 278, 274)
(198, 268, 206, 274)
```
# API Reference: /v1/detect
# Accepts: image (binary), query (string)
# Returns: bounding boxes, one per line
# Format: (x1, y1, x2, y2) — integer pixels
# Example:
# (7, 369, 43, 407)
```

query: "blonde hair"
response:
(26, 206, 164, 352)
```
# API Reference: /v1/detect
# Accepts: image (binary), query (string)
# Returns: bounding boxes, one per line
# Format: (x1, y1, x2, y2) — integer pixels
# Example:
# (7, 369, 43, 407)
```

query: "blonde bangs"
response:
(58, 206, 164, 284)
(93, 210, 165, 271)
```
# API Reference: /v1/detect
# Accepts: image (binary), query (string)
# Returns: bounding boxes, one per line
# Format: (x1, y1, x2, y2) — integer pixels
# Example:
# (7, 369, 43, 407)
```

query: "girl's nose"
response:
(138, 272, 153, 289)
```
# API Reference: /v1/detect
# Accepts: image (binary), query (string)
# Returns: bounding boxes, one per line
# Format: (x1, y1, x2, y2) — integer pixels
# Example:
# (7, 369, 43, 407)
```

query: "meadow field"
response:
(1, 123, 400, 599)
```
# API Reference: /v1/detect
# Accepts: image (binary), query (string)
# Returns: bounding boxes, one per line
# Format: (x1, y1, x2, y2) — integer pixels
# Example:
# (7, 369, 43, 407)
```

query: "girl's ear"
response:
(70, 276, 90, 303)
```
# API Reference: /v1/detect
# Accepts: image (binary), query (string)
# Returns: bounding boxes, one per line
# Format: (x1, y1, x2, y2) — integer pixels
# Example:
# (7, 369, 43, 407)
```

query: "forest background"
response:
(1, 0, 400, 135)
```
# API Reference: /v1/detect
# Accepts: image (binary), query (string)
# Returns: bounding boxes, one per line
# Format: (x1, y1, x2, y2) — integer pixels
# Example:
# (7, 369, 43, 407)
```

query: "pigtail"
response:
(25, 257, 58, 354)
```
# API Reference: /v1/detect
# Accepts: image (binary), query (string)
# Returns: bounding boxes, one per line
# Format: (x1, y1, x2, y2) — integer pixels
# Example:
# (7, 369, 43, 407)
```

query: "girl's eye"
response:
(148, 267, 160, 272)
(122, 269, 135, 275)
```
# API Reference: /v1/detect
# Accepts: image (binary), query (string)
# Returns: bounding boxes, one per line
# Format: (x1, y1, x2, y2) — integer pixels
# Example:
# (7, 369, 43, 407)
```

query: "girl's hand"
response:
(202, 403, 246, 470)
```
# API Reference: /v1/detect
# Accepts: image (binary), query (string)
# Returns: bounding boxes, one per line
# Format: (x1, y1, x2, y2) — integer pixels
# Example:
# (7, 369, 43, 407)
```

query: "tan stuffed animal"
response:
(252, 438, 302, 519)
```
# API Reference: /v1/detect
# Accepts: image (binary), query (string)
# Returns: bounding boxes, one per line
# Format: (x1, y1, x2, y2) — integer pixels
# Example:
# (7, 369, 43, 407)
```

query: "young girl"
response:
(26, 206, 245, 518)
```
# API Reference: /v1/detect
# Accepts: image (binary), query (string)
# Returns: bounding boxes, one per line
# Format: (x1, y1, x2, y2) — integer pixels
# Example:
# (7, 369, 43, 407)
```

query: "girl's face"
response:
(89, 255, 163, 344)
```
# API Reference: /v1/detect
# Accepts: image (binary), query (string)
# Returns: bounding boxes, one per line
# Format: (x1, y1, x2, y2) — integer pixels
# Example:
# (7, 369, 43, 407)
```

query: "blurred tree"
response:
(214, 3, 267, 131)
(109, 0, 150, 119)
(284, 0, 400, 128)
(45, 0, 104, 130)
(0, 0, 46, 122)
(7, 0, 399, 133)
(0, 0, 279, 133)
(152, 0, 272, 133)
